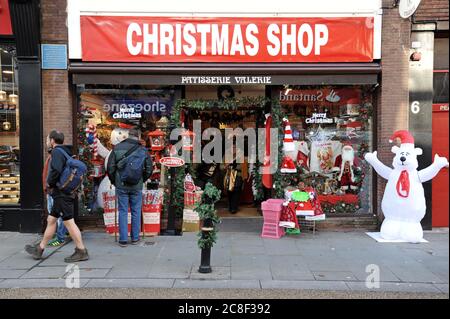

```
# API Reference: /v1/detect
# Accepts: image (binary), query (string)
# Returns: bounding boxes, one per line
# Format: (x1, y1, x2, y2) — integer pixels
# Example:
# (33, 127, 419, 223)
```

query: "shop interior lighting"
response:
(9, 58, 18, 105)
(2, 70, 13, 74)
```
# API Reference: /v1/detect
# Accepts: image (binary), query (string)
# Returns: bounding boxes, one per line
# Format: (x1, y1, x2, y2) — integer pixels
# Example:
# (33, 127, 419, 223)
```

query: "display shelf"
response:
(0, 172, 20, 177)
(0, 199, 19, 204)
(0, 176, 20, 182)
(0, 132, 18, 136)
(0, 190, 19, 195)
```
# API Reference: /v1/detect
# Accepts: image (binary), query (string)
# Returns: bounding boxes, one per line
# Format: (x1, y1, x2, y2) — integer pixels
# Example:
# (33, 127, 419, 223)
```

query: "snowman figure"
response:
(364, 130, 449, 243)
(87, 124, 130, 208)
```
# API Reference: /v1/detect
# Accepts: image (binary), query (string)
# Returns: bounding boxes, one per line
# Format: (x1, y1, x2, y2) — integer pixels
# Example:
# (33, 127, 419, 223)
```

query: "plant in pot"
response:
(194, 182, 221, 273)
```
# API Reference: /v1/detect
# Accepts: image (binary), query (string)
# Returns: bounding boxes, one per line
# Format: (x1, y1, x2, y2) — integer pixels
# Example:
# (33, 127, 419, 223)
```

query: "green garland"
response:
(175, 97, 268, 111)
(251, 103, 265, 203)
(195, 183, 221, 249)
(77, 120, 94, 215)
(252, 161, 264, 202)
(321, 202, 360, 214)
(270, 99, 286, 199)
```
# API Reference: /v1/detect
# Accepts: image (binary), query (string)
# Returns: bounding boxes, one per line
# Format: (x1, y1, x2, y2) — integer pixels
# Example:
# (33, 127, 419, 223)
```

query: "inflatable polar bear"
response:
(364, 130, 449, 243)
(92, 127, 129, 208)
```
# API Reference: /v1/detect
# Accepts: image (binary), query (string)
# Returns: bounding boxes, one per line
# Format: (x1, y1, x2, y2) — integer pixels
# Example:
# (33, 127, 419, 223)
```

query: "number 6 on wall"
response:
(411, 101, 420, 114)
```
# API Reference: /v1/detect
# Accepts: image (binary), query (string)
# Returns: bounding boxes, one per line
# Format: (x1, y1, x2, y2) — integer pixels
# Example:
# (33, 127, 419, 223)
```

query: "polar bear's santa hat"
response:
(389, 130, 415, 150)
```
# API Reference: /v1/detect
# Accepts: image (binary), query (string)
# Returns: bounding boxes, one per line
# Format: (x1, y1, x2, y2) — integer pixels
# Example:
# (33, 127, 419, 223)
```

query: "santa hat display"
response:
(389, 130, 415, 149)
(294, 201, 315, 216)
(304, 187, 324, 216)
(280, 201, 300, 229)
(281, 156, 297, 173)
(282, 118, 295, 152)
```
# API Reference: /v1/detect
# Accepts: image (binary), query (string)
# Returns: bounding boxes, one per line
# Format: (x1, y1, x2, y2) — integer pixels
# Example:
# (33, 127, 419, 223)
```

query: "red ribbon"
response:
(396, 170, 410, 198)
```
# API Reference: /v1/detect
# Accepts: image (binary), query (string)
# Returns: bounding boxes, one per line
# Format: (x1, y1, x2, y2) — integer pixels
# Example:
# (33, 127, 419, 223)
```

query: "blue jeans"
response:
(47, 195, 67, 242)
(117, 189, 142, 243)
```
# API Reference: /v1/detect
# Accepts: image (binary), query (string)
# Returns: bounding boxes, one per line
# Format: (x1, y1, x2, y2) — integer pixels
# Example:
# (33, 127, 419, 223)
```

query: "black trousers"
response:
(228, 190, 241, 213)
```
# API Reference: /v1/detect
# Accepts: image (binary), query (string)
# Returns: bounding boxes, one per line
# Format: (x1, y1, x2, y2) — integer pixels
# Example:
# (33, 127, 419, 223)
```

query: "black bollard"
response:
(198, 218, 213, 273)
(198, 246, 212, 273)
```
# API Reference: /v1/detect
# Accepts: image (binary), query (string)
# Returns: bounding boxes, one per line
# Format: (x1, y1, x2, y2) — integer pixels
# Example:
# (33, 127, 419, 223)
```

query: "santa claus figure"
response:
(333, 143, 360, 192)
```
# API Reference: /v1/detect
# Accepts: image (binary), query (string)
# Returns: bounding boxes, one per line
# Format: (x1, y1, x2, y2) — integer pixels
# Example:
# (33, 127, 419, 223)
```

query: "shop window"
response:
(433, 72, 449, 104)
(433, 37, 449, 104)
(278, 85, 374, 215)
(0, 44, 19, 206)
(76, 84, 176, 215)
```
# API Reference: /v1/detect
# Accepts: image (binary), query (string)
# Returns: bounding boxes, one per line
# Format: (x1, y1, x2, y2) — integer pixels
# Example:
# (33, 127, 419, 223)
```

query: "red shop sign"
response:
(432, 104, 449, 112)
(0, 0, 13, 36)
(159, 157, 185, 167)
(80, 16, 374, 63)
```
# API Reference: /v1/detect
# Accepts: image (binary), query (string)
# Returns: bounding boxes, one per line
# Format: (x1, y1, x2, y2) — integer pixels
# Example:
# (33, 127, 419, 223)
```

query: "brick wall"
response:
(41, 0, 73, 146)
(415, 0, 449, 22)
(377, 6, 411, 219)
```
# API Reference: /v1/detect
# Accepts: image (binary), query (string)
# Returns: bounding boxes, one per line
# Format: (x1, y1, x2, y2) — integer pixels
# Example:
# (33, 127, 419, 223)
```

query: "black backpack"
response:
(116, 145, 147, 185)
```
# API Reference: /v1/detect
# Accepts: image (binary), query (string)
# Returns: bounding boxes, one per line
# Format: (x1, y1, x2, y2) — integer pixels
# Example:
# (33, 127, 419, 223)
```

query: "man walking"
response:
(25, 130, 89, 262)
(43, 135, 69, 247)
(107, 129, 152, 247)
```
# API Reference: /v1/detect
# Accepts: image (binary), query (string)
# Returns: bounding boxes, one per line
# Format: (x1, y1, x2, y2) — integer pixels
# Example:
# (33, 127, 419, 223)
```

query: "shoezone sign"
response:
(80, 16, 374, 62)
(160, 157, 185, 167)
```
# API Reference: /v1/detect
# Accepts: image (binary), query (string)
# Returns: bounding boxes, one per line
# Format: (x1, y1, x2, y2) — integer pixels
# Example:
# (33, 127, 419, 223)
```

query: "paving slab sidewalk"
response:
(0, 229, 448, 294)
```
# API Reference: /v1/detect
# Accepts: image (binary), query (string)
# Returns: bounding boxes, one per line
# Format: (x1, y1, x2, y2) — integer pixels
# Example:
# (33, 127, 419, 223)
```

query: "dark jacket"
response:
(47, 145, 75, 199)
(107, 138, 153, 191)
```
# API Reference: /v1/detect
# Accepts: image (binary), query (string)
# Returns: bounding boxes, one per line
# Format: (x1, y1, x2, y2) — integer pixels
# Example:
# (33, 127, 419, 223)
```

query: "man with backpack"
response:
(107, 128, 152, 247)
(43, 136, 69, 247)
(25, 130, 89, 262)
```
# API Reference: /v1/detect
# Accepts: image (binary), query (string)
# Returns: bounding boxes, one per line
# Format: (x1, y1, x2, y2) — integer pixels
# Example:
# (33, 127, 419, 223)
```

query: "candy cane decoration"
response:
(85, 124, 98, 159)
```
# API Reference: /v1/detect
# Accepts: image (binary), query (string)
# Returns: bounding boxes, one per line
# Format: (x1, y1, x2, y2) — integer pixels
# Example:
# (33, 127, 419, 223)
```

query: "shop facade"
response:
(2, 0, 448, 232)
(65, 0, 382, 231)
(0, 0, 44, 232)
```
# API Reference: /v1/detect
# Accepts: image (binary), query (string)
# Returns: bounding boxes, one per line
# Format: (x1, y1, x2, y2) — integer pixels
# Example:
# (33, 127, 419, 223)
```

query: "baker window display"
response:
(364, 130, 449, 243)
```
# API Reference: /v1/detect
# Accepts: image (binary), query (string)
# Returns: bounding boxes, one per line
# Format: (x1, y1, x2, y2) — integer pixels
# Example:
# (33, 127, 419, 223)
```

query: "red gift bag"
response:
(102, 190, 131, 234)
(142, 190, 163, 235)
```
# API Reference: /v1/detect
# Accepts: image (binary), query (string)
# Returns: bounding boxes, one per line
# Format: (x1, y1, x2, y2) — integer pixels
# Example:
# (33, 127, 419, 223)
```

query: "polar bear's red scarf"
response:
(396, 170, 410, 198)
